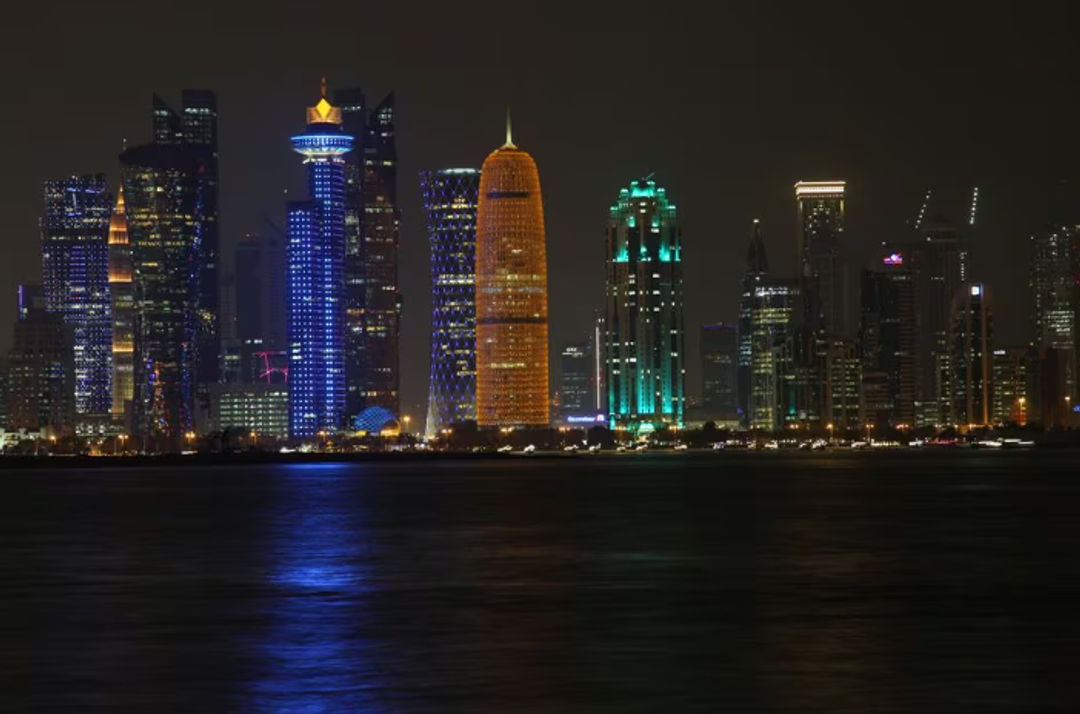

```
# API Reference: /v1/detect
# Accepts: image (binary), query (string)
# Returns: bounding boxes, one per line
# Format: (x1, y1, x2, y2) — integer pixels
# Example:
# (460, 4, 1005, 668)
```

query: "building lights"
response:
(421, 169, 479, 437)
(474, 118, 551, 428)
(287, 82, 355, 438)
(604, 176, 685, 433)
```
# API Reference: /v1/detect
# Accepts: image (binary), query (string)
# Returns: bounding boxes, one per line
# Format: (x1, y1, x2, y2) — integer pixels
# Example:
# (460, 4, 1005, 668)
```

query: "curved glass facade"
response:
(420, 168, 479, 437)
(475, 138, 550, 428)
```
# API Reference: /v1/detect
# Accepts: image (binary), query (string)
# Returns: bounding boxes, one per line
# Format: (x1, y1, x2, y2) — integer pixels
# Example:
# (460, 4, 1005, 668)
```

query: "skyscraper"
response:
(107, 187, 135, 423)
(334, 87, 402, 419)
(120, 141, 205, 439)
(991, 347, 1028, 426)
(420, 168, 479, 437)
(738, 220, 768, 426)
(286, 80, 354, 438)
(818, 336, 861, 431)
(5, 285, 74, 435)
(950, 284, 992, 427)
(1028, 223, 1079, 417)
(41, 175, 113, 420)
(860, 255, 916, 427)
(700, 323, 738, 424)
(335, 86, 368, 418)
(898, 216, 963, 426)
(152, 91, 220, 389)
(749, 279, 800, 431)
(593, 313, 606, 414)
(604, 176, 686, 432)
(795, 181, 847, 335)
(475, 118, 550, 428)
(234, 231, 287, 380)
(558, 341, 594, 421)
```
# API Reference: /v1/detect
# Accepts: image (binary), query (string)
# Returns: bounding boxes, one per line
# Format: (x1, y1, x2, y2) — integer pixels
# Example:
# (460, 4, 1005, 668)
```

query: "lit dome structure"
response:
(352, 406, 398, 434)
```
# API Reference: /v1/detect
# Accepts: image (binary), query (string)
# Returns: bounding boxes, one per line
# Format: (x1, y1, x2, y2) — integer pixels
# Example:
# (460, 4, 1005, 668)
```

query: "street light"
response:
(402, 415, 411, 434)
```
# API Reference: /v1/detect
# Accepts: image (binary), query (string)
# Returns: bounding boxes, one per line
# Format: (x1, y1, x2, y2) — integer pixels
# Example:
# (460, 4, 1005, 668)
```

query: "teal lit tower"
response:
(287, 80, 355, 438)
(603, 176, 685, 432)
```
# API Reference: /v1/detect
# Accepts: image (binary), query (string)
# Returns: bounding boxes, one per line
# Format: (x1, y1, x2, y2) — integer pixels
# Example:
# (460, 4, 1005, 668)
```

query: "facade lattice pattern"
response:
(420, 169, 479, 436)
(475, 142, 550, 428)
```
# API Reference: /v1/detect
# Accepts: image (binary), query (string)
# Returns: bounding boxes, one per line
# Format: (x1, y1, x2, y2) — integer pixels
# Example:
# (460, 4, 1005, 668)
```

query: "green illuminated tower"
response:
(603, 176, 685, 432)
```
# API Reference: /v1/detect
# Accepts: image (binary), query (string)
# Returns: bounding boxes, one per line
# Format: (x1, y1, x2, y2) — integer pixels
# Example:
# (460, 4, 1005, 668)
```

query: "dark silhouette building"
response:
(860, 257, 916, 427)
(5, 285, 74, 435)
(234, 232, 286, 382)
(334, 87, 402, 420)
(559, 340, 594, 421)
(949, 284, 993, 427)
(700, 323, 738, 424)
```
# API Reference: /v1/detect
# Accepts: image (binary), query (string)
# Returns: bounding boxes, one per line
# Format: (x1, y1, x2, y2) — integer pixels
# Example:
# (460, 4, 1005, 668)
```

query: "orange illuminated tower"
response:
(108, 186, 135, 422)
(475, 114, 550, 427)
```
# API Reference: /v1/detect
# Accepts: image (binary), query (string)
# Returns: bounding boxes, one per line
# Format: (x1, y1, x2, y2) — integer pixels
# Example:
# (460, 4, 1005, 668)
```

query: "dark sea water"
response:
(2, 451, 1079, 712)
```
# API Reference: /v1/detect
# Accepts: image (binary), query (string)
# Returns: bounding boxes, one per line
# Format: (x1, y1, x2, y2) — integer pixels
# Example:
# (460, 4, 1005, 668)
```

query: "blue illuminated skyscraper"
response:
(603, 176, 686, 432)
(287, 80, 355, 437)
(41, 175, 113, 420)
(420, 168, 479, 437)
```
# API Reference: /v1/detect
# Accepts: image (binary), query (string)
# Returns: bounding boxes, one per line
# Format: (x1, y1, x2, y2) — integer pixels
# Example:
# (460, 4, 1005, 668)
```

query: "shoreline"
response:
(0, 444, 1074, 470)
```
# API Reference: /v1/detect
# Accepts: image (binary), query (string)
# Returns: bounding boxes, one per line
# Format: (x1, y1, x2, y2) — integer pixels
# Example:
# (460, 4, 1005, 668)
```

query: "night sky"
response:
(2, 2, 1076, 423)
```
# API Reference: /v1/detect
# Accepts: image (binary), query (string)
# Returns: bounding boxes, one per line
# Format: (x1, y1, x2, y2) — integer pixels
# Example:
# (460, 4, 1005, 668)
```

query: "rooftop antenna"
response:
(503, 106, 516, 149)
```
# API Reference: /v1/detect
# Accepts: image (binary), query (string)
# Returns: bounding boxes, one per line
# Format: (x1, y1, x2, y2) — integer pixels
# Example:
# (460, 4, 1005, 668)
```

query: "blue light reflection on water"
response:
(246, 463, 383, 713)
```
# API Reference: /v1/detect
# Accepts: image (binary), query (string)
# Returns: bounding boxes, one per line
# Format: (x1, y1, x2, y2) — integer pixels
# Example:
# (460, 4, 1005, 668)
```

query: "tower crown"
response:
(306, 77, 343, 125)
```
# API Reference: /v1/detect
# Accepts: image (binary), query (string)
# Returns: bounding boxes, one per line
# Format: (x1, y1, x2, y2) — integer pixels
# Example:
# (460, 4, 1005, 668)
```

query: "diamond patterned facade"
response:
(420, 169, 479, 437)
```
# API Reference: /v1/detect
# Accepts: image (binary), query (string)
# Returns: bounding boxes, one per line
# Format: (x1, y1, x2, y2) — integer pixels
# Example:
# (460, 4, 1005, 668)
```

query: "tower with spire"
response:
(286, 79, 355, 437)
(108, 186, 135, 423)
(474, 113, 551, 428)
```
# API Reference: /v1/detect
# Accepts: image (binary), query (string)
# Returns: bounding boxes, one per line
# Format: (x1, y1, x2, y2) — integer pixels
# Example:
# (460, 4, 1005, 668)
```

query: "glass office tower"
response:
(420, 168, 479, 437)
(41, 175, 113, 418)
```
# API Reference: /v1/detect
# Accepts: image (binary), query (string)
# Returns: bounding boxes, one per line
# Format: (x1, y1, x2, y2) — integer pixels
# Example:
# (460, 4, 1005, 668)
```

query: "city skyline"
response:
(1, 4, 1078, 432)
